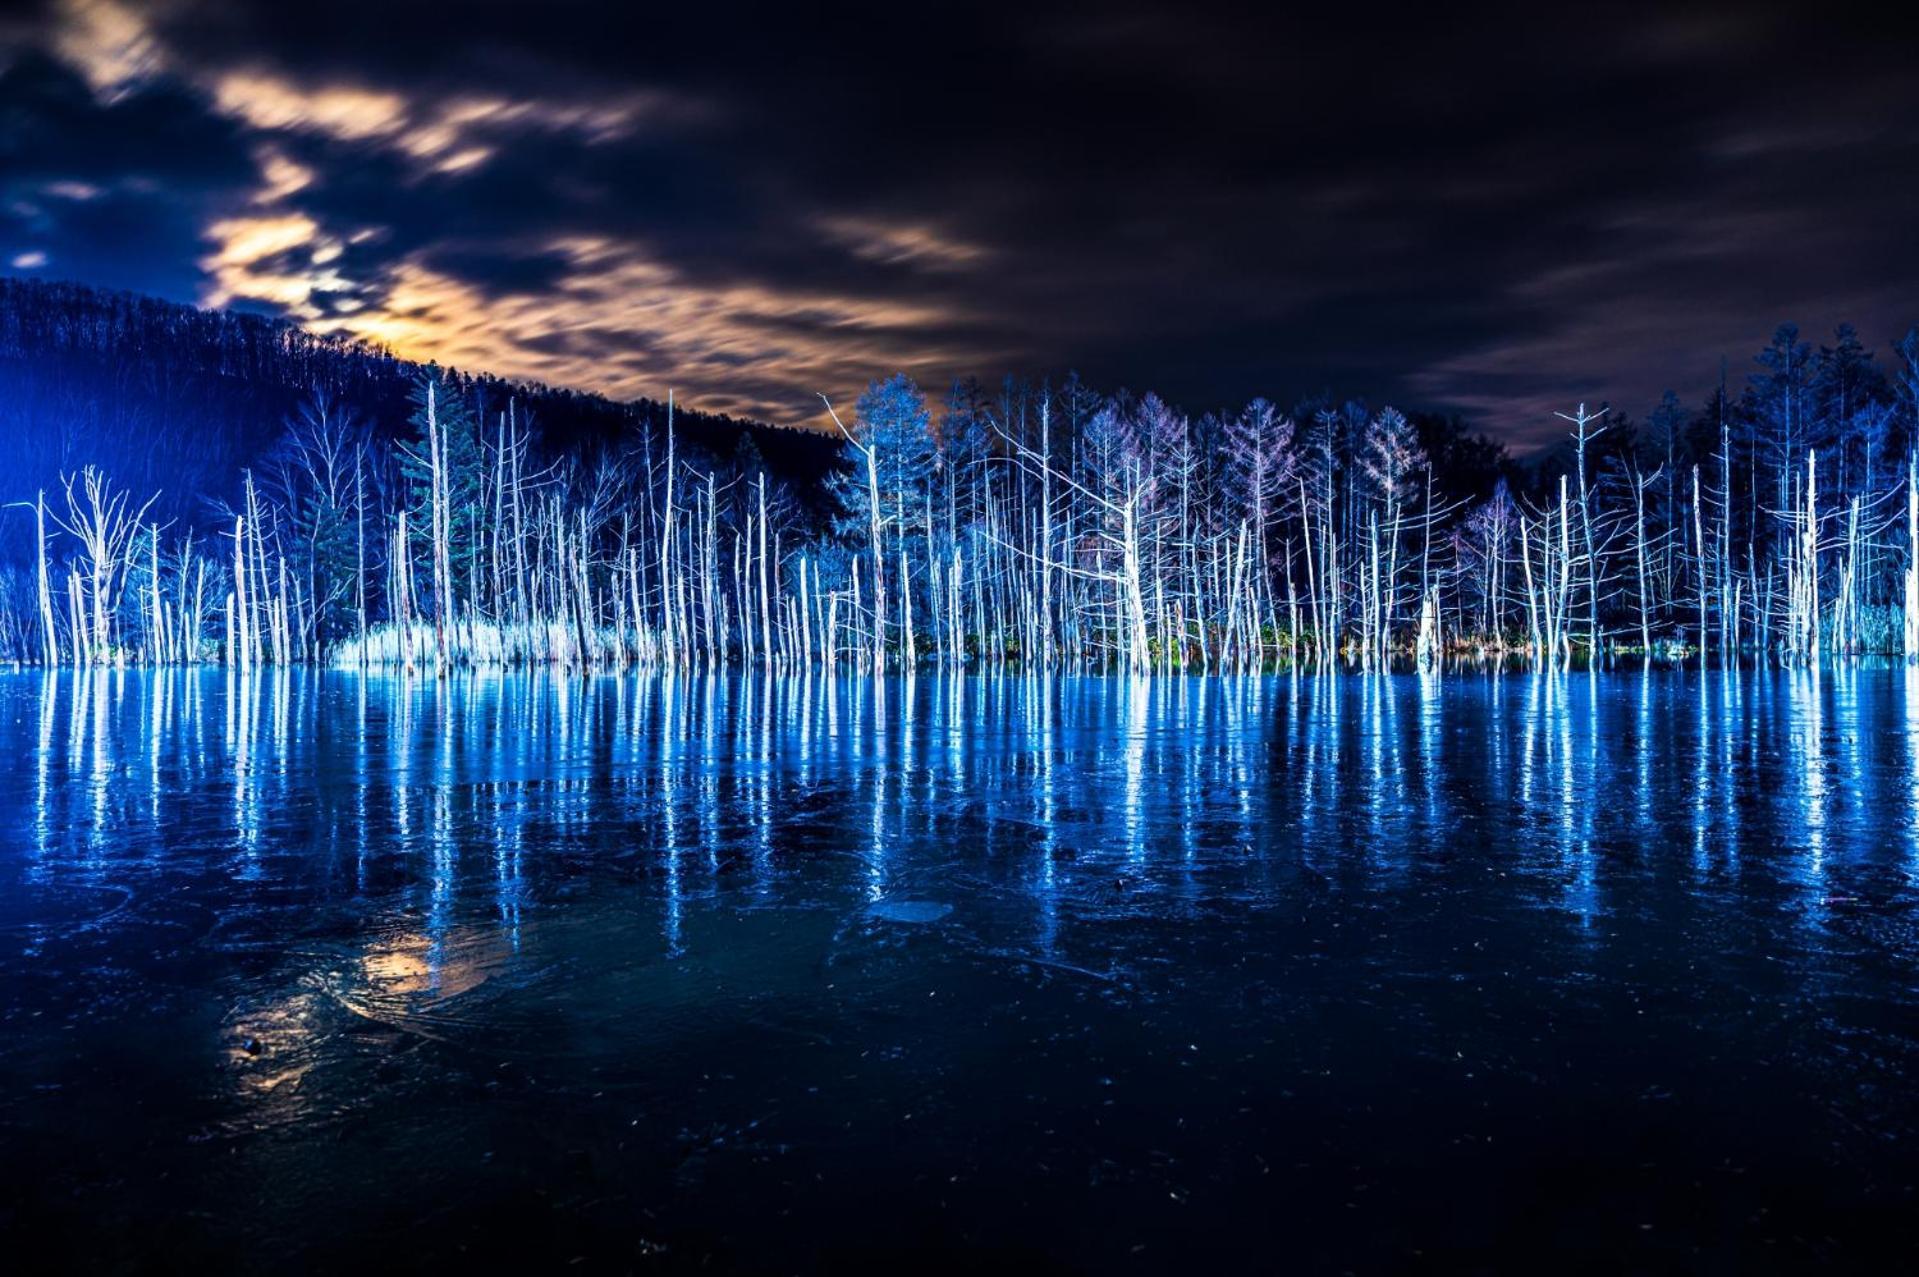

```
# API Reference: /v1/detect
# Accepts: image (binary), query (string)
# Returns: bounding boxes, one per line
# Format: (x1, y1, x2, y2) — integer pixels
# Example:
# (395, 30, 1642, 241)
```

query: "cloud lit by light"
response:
(50, 0, 161, 99)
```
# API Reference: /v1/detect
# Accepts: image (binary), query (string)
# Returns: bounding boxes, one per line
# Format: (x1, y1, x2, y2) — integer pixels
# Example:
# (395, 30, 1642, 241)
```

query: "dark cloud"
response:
(0, 49, 255, 295)
(3, 0, 1918, 445)
(415, 245, 577, 299)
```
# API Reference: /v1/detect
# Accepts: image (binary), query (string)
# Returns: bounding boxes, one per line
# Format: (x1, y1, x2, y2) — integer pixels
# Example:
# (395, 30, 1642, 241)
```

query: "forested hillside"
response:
(2, 275, 1916, 670)
(0, 277, 840, 539)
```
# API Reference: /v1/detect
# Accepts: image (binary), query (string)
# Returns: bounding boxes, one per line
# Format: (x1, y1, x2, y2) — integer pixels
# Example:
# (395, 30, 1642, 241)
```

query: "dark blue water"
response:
(2, 669, 1916, 1272)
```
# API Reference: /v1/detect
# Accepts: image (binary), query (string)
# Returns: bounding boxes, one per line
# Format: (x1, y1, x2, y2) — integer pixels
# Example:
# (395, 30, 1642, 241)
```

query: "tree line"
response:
(4, 303, 1919, 670)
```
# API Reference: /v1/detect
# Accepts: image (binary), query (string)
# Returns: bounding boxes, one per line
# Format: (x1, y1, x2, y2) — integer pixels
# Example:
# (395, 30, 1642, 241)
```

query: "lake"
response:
(1, 668, 1916, 1271)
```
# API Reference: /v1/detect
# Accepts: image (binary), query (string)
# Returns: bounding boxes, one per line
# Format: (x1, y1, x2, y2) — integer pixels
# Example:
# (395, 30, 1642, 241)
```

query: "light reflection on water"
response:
(2, 668, 1918, 1270)
(10, 666, 1919, 988)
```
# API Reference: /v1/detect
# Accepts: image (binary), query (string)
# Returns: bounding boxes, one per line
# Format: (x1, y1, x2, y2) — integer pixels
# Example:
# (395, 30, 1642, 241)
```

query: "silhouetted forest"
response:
(2, 275, 1916, 669)
(0, 277, 841, 539)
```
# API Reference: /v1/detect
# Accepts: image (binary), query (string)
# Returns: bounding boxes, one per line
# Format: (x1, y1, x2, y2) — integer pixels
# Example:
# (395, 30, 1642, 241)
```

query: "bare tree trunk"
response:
(1905, 453, 1918, 661)
(427, 381, 449, 670)
(757, 473, 773, 669)
(35, 491, 56, 665)
(232, 516, 251, 672)
(661, 390, 678, 665)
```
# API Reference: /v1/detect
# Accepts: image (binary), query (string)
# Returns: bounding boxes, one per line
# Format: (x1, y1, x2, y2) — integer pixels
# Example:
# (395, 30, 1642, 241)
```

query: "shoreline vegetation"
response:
(4, 289, 1919, 674)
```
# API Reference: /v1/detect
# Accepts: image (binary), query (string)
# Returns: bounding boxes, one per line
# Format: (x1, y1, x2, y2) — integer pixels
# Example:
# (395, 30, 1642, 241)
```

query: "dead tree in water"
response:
(1906, 452, 1919, 661)
(49, 466, 158, 664)
(822, 393, 886, 670)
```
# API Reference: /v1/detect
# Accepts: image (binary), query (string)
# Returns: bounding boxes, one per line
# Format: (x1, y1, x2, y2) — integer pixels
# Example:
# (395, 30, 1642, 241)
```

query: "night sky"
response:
(2, 1, 1915, 447)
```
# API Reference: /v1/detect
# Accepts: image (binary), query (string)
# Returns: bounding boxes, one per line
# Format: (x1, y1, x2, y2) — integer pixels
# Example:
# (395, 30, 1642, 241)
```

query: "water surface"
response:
(2, 669, 1916, 1271)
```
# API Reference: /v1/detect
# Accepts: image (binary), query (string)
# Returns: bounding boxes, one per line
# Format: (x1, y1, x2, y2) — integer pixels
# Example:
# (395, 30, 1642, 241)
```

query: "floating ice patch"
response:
(866, 900, 953, 924)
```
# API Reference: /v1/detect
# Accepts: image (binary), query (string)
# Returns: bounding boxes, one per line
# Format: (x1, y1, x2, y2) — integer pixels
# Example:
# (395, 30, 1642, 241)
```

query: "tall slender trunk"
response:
(34, 491, 56, 665)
